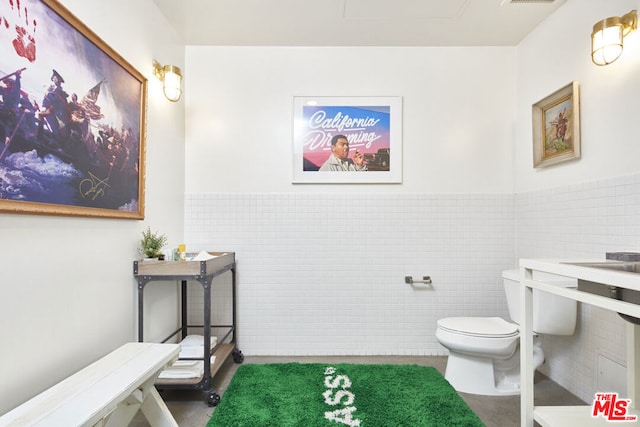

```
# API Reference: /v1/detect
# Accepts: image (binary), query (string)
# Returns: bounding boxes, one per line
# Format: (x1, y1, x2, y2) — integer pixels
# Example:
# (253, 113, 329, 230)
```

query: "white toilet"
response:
(435, 269, 577, 396)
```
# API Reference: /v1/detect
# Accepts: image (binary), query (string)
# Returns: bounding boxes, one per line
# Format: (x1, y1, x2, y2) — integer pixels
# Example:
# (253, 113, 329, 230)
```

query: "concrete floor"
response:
(132, 355, 585, 427)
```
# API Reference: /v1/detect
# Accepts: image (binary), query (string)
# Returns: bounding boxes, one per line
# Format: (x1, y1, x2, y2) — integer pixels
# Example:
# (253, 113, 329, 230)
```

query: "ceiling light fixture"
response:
(152, 60, 182, 102)
(591, 9, 637, 66)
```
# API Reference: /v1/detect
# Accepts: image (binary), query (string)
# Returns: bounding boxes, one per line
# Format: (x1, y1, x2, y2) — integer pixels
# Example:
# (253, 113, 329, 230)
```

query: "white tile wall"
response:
(185, 193, 516, 356)
(185, 173, 640, 401)
(516, 172, 640, 402)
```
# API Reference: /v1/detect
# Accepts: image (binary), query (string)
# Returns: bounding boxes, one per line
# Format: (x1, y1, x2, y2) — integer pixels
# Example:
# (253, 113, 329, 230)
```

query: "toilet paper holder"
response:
(404, 275, 432, 285)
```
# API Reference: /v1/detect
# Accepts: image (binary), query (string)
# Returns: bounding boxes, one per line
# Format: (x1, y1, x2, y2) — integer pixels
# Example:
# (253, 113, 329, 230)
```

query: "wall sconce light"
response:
(152, 60, 182, 102)
(591, 9, 637, 66)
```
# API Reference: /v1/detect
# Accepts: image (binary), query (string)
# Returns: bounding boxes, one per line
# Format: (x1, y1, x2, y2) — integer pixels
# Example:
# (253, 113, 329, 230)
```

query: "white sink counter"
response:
(521, 258, 640, 292)
(519, 259, 640, 427)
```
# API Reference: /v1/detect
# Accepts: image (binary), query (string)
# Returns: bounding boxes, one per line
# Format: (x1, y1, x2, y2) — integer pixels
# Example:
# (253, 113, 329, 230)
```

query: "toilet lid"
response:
(437, 317, 519, 338)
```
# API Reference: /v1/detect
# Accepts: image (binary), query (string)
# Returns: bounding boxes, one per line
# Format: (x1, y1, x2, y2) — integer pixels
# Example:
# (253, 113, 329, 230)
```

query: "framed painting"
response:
(293, 96, 402, 183)
(0, 0, 147, 219)
(532, 81, 580, 168)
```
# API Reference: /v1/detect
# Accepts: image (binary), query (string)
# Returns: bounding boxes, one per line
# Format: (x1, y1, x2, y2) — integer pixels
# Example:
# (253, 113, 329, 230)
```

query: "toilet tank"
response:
(502, 269, 577, 335)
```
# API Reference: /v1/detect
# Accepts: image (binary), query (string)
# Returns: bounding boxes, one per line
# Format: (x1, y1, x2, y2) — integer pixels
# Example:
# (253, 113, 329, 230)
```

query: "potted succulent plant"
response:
(139, 227, 168, 259)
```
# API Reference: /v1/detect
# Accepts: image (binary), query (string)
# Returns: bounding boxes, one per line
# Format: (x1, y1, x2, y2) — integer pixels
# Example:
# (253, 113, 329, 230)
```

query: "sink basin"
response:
(566, 261, 640, 273)
(564, 261, 640, 324)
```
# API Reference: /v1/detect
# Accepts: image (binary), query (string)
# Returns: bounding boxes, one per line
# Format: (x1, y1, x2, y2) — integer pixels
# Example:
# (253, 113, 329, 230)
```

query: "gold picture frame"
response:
(532, 81, 580, 168)
(0, 0, 146, 219)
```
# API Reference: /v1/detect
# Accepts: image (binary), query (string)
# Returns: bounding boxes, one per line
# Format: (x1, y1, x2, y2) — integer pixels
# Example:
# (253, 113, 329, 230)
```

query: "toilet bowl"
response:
(435, 269, 577, 396)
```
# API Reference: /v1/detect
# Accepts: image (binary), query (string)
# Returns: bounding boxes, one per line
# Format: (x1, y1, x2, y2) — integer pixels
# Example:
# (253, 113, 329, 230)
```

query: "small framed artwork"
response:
(0, 0, 147, 219)
(532, 81, 580, 168)
(293, 96, 402, 183)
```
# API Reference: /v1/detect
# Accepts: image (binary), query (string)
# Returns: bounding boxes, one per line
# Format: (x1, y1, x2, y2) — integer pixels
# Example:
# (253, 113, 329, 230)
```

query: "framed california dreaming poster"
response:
(532, 81, 580, 168)
(293, 96, 402, 183)
(0, 0, 147, 219)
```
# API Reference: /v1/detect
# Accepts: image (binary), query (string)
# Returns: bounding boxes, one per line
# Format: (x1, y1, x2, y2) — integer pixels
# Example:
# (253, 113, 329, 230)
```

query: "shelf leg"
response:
(181, 280, 188, 339)
(232, 266, 237, 342)
(138, 280, 147, 342)
(202, 277, 212, 391)
(628, 323, 640, 406)
(520, 267, 535, 427)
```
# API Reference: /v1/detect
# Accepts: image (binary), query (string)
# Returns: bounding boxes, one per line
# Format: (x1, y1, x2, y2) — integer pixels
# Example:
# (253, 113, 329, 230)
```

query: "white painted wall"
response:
(515, 0, 640, 192)
(0, 0, 186, 415)
(185, 46, 516, 194)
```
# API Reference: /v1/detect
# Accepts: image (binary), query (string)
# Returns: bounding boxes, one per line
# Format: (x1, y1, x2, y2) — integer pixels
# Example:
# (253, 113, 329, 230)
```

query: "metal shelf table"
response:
(133, 251, 243, 406)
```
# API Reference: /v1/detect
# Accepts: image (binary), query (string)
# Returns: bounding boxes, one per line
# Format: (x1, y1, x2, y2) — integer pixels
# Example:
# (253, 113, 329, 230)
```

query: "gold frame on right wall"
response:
(532, 81, 581, 168)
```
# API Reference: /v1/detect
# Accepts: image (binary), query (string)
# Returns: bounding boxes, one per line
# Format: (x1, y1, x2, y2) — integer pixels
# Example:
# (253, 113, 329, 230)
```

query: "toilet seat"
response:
(437, 317, 519, 338)
(435, 316, 519, 360)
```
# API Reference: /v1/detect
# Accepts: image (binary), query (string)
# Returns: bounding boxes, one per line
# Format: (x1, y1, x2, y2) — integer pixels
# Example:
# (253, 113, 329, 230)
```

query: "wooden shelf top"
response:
(134, 252, 235, 277)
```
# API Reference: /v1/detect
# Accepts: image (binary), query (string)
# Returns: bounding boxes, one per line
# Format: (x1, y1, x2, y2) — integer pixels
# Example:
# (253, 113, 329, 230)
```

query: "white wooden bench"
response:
(0, 342, 181, 427)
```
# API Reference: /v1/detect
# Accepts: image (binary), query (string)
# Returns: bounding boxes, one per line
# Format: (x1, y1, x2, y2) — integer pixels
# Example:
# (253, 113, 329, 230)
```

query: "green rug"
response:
(207, 363, 485, 427)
